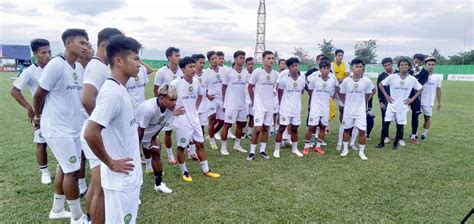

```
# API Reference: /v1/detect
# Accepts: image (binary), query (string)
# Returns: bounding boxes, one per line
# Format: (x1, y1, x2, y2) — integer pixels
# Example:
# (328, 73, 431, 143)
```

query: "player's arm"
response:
(140, 61, 155, 75)
(340, 93, 346, 103)
(248, 84, 255, 105)
(33, 87, 48, 125)
(405, 87, 423, 105)
(84, 121, 134, 174)
(277, 89, 283, 105)
(196, 95, 203, 109)
(153, 85, 160, 97)
(378, 82, 393, 103)
(138, 127, 145, 144)
(222, 84, 227, 105)
(81, 84, 98, 116)
(436, 87, 442, 111)
(11, 87, 34, 122)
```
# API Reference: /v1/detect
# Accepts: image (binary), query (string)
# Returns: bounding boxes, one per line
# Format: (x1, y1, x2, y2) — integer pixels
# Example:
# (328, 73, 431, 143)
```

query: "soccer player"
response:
(247, 51, 279, 161)
(245, 57, 255, 139)
(338, 59, 374, 160)
(191, 53, 207, 160)
(420, 56, 442, 141)
(136, 84, 179, 193)
(126, 59, 149, 109)
(408, 53, 429, 144)
(331, 49, 351, 151)
(217, 51, 236, 140)
(170, 56, 220, 182)
(77, 41, 94, 69)
(153, 47, 183, 164)
(220, 50, 249, 155)
(80, 27, 123, 224)
(204, 51, 225, 150)
(377, 57, 398, 144)
(278, 58, 287, 72)
(33, 29, 89, 222)
(304, 60, 338, 155)
(271, 58, 287, 136)
(84, 35, 143, 224)
(11, 38, 52, 184)
(273, 57, 305, 158)
(376, 59, 423, 149)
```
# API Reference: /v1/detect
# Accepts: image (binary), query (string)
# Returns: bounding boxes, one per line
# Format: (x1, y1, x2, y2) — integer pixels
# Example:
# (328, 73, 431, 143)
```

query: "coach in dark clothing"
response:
(408, 54, 429, 144)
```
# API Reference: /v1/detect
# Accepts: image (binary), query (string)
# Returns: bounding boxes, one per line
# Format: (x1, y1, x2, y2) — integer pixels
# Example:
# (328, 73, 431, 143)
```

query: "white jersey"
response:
(308, 74, 339, 115)
(89, 77, 142, 191)
(222, 68, 249, 110)
(83, 57, 110, 92)
(245, 71, 253, 105)
(339, 76, 374, 118)
(277, 73, 305, 116)
(420, 75, 441, 106)
(136, 97, 173, 138)
(153, 65, 183, 87)
(381, 73, 423, 112)
(193, 72, 208, 113)
(204, 67, 224, 106)
(307, 71, 337, 83)
(38, 56, 84, 138)
(13, 63, 43, 96)
(126, 65, 148, 109)
(171, 77, 203, 129)
(249, 67, 279, 112)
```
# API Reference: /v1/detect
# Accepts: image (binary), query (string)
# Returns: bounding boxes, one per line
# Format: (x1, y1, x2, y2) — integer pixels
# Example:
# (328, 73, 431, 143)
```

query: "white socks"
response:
(209, 137, 216, 145)
(200, 160, 210, 173)
(250, 144, 256, 154)
(40, 165, 49, 174)
(66, 198, 83, 220)
(234, 139, 241, 148)
(166, 147, 174, 159)
(259, 143, 267, 153)
(145, 158, 152, 170)
(179, 163, 188, 174)
(221, 140, 227, 150)
(291, 141, 298, 151)
(422, 128, 429, 137)
(52, 193, 65, 213)
(338, 126, 344, 145)
(274, 142, 281, 152)
(350, 128, 359, 145)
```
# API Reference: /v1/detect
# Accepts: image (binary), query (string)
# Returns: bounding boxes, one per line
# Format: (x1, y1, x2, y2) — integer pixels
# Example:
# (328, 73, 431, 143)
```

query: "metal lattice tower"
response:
(254, 0, 266, 63)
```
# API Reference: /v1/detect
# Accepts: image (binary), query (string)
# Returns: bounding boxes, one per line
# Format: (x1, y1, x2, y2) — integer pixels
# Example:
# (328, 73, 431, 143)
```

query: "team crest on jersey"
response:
(216, 74, 220, 80)
(323, 83, 328, 88)
(237, 75, 242, 80)
(353, 83, 359, 88)
(293, 82, 298, 88)
(72, 72, 77, 81)
(266, 75, 271, 80)
(180, 138, 186, 143)
(173, 76, 177, 80)
(198, 78, 202, 83)
(124, 213, 132, 224)
(400, 81, 405, 85)
(188, 86, 193, 92)
(134, 76, 139, 81)
(69, 156, 77, 164)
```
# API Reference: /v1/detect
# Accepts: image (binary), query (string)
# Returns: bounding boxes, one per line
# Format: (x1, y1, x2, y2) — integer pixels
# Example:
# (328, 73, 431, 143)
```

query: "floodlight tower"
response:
(254, 0, 266, 63)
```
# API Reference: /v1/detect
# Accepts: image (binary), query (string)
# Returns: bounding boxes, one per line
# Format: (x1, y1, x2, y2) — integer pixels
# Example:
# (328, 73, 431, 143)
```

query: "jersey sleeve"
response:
(248, 70, 258, 85)
(339, 79, 347, 94)
(380, 75, 392, 86)
(138, 107, 152, 129)
(89, 87, 120, 128)
(38, 60, 61, 91)
(153, 69, 163, 87)
(278, 77, 286, 90)
(413, 79, 423, 91)
(83, 64, 107, 91)
(307, 77, 315, 90)
(13, 68, 31, 90)
(365, 79, 375, 94)
(344, 62, 350, 72)
(437, 77, 442, 88)
(196, 82, 204, 96)
(221, 69, 230, 85)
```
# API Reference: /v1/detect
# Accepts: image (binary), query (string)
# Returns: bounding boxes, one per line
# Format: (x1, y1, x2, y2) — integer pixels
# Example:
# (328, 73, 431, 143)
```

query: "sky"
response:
(0, 0, 473, 62)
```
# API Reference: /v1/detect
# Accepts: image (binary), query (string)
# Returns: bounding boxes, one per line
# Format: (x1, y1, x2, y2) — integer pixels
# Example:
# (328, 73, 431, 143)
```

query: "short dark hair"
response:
(106, 35, 142, 67)
(381, 57, 393, 65)
(61, 28, 89, 44)
(207, 51, 217, 60)
(285, 57, 299, 67)
(262, 50, 274, 59)
(191, 54, 206, 62)
(245, 57, 254, 64)
(179, 56, 195, 69)
(233, 50, 246, 58)
(320, 56, 329, 62)
(319, 60, 330, 69)
(216, 51, 224, 57)
(335, 49, 344, 55)
(413, 53, 426, 61)
(165, 47, 180, 60)
(97, 28, 123, 47)
(279, 58, 286, 63)
(397, 58, 412, 67)
(30, 38, 50, 53)
(316, 54, 325, 60)
(351, 58, 365, 66)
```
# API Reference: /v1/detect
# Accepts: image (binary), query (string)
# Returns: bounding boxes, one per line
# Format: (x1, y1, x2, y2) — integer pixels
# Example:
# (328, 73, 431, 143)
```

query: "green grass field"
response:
(0, 71, 473, 223)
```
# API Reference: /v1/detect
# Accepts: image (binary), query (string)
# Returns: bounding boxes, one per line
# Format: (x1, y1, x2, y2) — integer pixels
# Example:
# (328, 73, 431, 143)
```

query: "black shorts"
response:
(410, 97, 421, 114)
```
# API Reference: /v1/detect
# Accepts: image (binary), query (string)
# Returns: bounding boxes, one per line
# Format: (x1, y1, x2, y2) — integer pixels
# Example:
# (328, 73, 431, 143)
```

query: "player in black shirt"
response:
(408, 54, 429, 144)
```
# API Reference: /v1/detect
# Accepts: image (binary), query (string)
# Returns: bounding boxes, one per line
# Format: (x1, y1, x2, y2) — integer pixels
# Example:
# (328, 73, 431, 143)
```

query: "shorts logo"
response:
(323, 83, 327, 88)
(134, 76, 140, 81)
(266, 75, 271, 80)
(69, 156, 77, 164)
(188, 86, 193, 92)
(124, 213, 132, 224)
(38, 132, 43, 138)
(282, 117, 286, 121)
(173, 76, 177, 80)
(180, 138, 186, 143)
(353, 83, 359, 88)
(237, 75, 242, 80)
(400, 81, 405, 85)
(72, 72, 77, 81)
(293, 82, 298, 88)
(255, 118, 260, 122)
(228, 115, 233, 120)
(309, 118, 313, 122)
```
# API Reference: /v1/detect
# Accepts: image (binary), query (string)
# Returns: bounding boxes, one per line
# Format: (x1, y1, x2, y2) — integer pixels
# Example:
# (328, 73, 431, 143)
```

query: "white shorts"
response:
(208, 105, 225, 120)
(385, 110, 408, 125)
(253, 111, 273, 127)
(80, 120, 100, 169)
(162, 116, 174, 132)
(279, 114, 301, 126)
(104, 187, 140, 224)
(421, 105, 433, 116)
(176, 126, 204, 148)
(198, 112, 208, 126)
(247, 104, 254, 116)
(34, 128, 46, 144)
(335, 94, 344, 107)
(273, 104, 279, 114)
(45, 137, 82, 173)
(224, 109, 248, 124)
(308, 114, 329, 127)
(342, 115, 367, 131)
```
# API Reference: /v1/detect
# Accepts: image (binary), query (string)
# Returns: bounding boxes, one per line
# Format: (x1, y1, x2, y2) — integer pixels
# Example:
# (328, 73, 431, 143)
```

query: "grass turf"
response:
(0, 72, 473, 223)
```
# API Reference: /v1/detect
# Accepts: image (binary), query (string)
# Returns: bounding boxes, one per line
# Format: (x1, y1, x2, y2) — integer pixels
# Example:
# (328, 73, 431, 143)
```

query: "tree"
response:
(354, 39, 377, 64)
(274, 51, 280, 62)
(292, 46, 314, 67)
(447, 50, 474, 65)
(317, 39, 336, 62)
(393, 56, 413, 65)
(431, 48, 447, 64)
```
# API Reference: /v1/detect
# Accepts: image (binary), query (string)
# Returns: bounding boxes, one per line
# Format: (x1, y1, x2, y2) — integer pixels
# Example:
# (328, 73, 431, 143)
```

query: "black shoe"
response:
(375, 142, 385, 148)
(246, 153, 255, 161)
(392, 143, 399, 150)
(259, 152, 270, 160)
(421, 135, 426, 142)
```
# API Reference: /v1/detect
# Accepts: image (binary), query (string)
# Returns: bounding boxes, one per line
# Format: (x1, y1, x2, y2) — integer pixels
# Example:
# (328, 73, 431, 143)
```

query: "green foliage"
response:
(354, 39, 378, 64)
